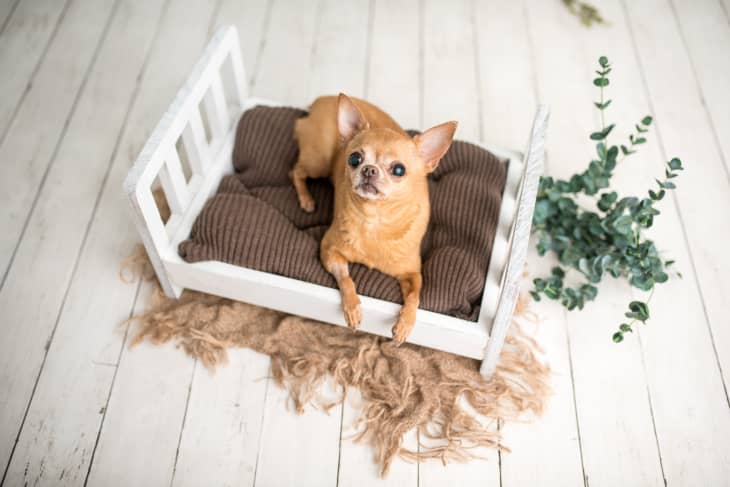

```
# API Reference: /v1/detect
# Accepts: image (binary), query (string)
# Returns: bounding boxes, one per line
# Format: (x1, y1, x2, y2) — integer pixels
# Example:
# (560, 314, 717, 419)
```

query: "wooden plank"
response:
(499, 273, 586, 487)
(249, 0, 320, 105)
(662, 0, 730, 388)
(338, 391, 418, 486)
(86, 284, 194, 487)
(418, 0, 498, 483)
(0, 0, 69, 138)
(618, 0, 730, 483)
(669, 0, 730, 176)
(170, 350, 269, 487)
(0, 0, 112, 280)
(81, 2, 223, 485)
(252, 1, 365, 485)
(336, 0, 418, 484)
(208, 0, 271, 85)
(522, 1, 670, 486)
(421, 0, 480, 141)
(474, 1, 584, 485)
(161, 3, 273, 486)
(366, 0, 420, 130)
(0, 0, 20, 35)
(0, 2, 161, 473)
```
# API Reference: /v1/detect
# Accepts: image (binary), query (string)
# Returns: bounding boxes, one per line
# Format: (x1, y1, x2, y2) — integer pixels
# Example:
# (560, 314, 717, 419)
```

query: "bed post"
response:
(480, 105, 549, 378)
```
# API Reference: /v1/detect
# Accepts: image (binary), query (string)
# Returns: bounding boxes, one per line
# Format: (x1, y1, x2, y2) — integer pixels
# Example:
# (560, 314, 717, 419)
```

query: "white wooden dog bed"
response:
(123, 26, 548, 378)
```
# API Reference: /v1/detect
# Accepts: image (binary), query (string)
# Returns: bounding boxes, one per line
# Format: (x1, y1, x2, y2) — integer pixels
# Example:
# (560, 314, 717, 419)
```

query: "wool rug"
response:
(121, 248, 550, 477)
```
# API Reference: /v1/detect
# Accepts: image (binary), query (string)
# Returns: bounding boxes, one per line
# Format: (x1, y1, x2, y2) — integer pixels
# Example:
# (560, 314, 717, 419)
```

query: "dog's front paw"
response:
(298, 194, 315, 213)
(342, 294, 362, 329)
(391, 316, 414, 346)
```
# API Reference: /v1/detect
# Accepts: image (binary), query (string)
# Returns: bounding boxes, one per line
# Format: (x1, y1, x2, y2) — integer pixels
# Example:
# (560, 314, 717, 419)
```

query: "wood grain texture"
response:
(419, 0, 499, 482)
(523, 1, 669, 486)
(83, 1, 223, 485)
(171, 350, 269, 487)
(0, 0, 109, 279)
(163, 3, 272, 486)
(0, 0, 728, 485)
(619, 0, 730, 481)
(0, 1, 173, 483)
(250, 0, 320, 105)
(668, 0, 730, 177)
(0, 0, 20, 34)
(251, 1, 366, 485)
(336, 0, 419, 483)
(660, 0, 730, 399)
(0, 0, 69, 138)
(0, 0, 159, 479)
(475, 1, 583, 485)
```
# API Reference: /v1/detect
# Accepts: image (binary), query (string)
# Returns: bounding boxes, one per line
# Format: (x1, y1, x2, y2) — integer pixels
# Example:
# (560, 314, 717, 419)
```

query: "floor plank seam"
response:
(362, 0, 375, 99)
(666, 0, 730, 183)
(470, 0, 485, 145)
(251, 365, 271, 487)
(249, 0, 275, 88)
(718, 0, 730, 28)
(522, 0, 543, 111)
(636, 331, 669, 487)
(169, 359, 198, 487)
(619, 0, 730, 408)
(206, 0, 225, 40)
(564, 309, 589, 487)
(334, 394, 345, 487)
(417, 0, 425, 128)
(82, 279, 143, 487)
(0, 1, 123, 483)
(0, 0, 73, 149)
(0, 0, 110, 292)
(0, 0, 21, 37)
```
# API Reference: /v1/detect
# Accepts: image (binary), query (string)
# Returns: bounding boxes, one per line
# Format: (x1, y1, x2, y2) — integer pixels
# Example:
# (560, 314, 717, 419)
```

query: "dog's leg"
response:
(289, 164, 315, 212)
(322, 248, 361, 329)
(392, 273, 422, 345)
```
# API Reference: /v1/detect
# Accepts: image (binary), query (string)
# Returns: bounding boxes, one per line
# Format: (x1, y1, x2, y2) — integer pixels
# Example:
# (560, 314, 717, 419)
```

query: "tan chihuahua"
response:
(291, 94, 457, 344)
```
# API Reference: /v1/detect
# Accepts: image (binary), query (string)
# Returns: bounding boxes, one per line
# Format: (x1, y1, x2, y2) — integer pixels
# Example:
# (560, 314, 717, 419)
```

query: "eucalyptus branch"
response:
(530, 55, 685, 343)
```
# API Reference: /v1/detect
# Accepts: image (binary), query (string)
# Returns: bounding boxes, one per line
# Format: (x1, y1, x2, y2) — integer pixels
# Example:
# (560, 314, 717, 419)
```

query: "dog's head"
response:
(337, 93, 457, 202)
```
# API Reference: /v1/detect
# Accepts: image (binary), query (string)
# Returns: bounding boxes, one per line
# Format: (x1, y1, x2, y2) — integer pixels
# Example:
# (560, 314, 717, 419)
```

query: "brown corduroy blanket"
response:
(178, 106, 507, 321)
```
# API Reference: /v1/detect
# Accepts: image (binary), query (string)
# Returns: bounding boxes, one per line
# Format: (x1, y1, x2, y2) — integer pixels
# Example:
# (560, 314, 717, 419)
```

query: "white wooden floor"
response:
(1, 0, 729, 485)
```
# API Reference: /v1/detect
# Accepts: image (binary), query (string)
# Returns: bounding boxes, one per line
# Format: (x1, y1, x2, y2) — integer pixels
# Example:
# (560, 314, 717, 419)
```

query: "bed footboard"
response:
(480, 105, 549, 378)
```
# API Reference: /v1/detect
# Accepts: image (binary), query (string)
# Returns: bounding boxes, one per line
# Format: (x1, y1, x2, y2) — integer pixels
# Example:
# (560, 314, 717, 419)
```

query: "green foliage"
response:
(531, 56, 685, 343)
(562, 0, 606, 27)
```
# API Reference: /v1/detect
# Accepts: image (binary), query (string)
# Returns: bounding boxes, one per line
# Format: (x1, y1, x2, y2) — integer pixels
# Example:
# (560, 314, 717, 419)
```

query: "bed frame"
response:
(123, 26, 548, 378)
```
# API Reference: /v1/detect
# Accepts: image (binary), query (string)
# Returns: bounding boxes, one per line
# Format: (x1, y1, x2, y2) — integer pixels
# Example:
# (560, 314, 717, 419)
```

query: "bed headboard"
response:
(123, 26, 247, 297)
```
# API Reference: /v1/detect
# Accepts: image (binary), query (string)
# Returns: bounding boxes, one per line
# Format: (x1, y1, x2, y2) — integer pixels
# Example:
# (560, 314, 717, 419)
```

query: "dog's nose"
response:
(361, 165, 378, 178)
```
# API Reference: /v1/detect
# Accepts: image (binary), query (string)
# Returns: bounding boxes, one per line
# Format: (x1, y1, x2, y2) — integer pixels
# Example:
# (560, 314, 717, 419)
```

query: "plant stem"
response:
(599, 85, 606, 132)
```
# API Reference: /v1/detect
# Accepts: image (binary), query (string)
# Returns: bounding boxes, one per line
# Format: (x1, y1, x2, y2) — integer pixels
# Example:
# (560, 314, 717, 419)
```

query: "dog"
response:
(290, 94, 457, 344)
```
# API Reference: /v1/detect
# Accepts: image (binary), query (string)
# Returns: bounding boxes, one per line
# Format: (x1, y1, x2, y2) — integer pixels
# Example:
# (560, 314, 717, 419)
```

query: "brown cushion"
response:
(178, 106, 507, 321)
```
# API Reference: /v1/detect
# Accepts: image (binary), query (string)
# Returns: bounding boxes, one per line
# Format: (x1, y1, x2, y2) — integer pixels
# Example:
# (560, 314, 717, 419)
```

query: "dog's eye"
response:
(348, 152, 362, 167)
(391, 162, 406, 177)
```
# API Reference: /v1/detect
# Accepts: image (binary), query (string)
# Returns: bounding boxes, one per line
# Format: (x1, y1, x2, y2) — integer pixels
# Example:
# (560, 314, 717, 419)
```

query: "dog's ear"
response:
(415, 121, 458, 172)
(337, 93, 369, 144)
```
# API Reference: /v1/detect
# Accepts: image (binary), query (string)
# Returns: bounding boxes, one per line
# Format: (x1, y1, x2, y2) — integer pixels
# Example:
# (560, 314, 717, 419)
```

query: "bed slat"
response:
(203, 72, 230, 139)
(158, 149, 190, 215)
(182, 110, 210, 175)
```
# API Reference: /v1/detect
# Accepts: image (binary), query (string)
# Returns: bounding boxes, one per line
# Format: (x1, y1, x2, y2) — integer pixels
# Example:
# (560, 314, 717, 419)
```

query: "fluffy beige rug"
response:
(121, 249, 550, 477)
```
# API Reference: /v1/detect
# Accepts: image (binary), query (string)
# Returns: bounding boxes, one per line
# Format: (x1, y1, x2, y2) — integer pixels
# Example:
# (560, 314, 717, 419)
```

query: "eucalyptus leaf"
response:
(530, 55, 684, 344)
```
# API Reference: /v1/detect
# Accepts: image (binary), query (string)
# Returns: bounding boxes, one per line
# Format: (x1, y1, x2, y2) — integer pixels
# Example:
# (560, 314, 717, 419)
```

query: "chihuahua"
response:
(290, 94, 457, 344)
